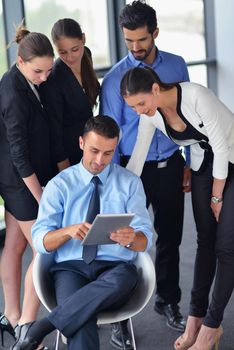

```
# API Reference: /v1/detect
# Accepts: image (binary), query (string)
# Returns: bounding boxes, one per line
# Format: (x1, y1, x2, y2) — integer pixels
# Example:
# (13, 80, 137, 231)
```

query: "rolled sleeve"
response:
(32, 180, 64, 253)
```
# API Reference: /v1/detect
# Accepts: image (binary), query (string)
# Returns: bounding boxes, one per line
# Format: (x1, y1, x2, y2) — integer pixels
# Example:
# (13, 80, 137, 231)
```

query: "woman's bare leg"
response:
(0, 210, 27, 327)
(16, 219, 40, 325)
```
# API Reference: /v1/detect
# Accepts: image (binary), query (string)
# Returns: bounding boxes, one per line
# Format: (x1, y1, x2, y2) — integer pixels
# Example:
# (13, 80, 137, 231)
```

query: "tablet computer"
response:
(81, 213, 135, 246)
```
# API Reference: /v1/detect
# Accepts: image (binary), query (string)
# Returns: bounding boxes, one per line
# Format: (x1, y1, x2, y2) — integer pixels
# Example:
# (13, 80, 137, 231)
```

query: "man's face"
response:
(79, 131, 118, 174)
(123, 25, 159, 64)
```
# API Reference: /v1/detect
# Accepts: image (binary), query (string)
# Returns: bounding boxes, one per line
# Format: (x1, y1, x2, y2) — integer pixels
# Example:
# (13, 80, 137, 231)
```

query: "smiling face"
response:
(55, 36, 85, 69)
(124, 83, 160, 116)
(79, 131, 118, 174)
(123, 25, 158, 64)
(18, 55, 54, 85)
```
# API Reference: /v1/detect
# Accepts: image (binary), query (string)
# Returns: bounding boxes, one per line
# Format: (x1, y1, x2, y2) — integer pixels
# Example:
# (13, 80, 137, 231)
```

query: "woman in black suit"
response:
(41, 18, 100, 172)
(0, 25, 55, 346)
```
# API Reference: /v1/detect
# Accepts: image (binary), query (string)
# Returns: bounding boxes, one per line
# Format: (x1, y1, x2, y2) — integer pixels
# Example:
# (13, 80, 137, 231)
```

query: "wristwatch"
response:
(211, 196, 223, 204)
(126, 242, 133, 249)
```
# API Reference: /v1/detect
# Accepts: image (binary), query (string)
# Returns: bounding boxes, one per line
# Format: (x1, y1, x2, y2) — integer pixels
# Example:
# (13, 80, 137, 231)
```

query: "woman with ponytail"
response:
(41, 18, 100, 172)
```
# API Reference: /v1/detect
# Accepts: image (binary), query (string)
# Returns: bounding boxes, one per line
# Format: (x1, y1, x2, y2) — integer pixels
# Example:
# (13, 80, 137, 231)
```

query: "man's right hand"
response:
(44, 222, 92, 251)
(67, 222, 92, 240)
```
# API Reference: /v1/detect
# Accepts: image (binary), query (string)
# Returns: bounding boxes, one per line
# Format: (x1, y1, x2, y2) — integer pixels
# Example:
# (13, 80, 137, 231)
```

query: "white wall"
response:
(214, 0, 234, 111)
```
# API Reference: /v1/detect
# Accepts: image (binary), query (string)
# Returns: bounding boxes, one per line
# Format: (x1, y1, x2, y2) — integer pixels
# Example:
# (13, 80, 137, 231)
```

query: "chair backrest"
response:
(33, 252, 155, 324)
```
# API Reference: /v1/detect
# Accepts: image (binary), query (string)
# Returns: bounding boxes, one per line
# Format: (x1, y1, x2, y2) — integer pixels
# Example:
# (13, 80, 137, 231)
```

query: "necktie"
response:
(82, 176, 100, 264)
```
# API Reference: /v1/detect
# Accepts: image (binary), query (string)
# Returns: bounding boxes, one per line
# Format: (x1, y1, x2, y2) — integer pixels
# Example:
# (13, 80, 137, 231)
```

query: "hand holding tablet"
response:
(81, 213, 135, 245)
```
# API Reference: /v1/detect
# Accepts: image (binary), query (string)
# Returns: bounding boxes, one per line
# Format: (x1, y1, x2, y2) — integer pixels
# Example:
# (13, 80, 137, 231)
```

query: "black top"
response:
(166, 122, 204, 141)
(158, 84, 213, 159)
(0, 65, 53, 188)
(40, 58, 93, 166)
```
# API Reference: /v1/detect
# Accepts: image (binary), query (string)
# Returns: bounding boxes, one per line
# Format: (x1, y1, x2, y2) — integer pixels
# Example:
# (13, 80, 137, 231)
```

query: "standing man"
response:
(11, 116, 153, 350)
(100, 1, 190, 348)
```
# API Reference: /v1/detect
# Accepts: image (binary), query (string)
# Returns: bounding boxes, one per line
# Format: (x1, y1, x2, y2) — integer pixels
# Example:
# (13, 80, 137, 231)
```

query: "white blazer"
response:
(127, 82, 234, 179)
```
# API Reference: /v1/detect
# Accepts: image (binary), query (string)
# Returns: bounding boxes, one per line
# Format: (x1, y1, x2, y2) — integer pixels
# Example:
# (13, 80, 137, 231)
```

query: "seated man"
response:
(11, 115, 153, 350)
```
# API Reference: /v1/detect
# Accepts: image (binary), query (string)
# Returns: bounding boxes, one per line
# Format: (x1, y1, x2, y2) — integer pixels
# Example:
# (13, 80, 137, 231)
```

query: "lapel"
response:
(56, 59, 90, 106)
(14, 66, 44, 113)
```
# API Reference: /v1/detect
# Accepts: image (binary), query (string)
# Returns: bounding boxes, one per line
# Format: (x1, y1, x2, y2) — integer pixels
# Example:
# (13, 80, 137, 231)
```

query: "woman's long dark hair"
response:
(51, 18, 100, 107)
(120, 66, 177, 97)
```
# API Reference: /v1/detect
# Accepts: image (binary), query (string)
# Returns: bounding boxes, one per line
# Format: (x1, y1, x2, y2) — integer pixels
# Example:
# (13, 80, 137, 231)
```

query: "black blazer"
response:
(40, 58, 93, 166)
(0, 65, 53, 188)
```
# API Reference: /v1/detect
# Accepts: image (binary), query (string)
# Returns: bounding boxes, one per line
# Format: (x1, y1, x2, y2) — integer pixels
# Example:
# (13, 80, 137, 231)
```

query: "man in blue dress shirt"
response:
(100, 1, 191, 346)
(11, 116, 153, 350)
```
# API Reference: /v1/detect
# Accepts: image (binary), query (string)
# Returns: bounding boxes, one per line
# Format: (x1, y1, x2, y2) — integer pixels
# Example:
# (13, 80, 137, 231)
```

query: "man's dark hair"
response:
(119, 0, 157, 34)
(83, 116, 120, 140)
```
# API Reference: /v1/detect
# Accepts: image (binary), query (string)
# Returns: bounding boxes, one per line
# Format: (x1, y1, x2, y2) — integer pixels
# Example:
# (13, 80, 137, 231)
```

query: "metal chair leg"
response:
(129, 318, 136, 350)
(54, 330, 60, 350)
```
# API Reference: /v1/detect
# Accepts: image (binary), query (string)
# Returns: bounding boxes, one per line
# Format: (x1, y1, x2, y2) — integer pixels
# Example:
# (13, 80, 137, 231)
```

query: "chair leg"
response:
(129, 318, 136, 350)
(54, 330, 60, 350)
(61, 333, 67, 344)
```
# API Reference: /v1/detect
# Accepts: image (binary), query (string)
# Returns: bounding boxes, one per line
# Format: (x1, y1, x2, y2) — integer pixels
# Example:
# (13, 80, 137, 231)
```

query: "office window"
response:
(126, 0, 206, 85)
(0, 1, 8, 78)
(23, 0, 110, 68)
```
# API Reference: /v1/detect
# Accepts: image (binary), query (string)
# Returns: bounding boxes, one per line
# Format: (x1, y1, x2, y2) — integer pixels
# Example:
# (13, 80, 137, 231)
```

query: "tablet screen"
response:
(81, 213, 135, 245)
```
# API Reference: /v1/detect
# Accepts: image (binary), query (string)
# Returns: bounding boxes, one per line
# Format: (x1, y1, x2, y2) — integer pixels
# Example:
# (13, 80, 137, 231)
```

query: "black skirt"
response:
(0, 183, 39, 221)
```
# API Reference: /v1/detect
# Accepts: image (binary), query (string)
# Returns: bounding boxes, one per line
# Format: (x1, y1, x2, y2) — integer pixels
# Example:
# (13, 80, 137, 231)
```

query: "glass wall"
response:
(0, 1, 8, 78)
(24, 0, 110, 69)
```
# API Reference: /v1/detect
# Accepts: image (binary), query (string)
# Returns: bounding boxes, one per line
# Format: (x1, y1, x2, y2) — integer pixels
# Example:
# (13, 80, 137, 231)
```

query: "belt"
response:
(120, 150, 182, 169)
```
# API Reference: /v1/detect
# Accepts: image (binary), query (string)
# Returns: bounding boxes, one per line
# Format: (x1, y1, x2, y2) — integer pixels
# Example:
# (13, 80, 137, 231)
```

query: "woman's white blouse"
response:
(127, 82, 234, 179)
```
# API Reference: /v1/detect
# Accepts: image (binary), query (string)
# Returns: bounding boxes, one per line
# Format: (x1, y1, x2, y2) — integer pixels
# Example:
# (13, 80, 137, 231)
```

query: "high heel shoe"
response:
(187, 325, 223, 350)
(0, 312, 16, 347)
(174, 328, 200, 350)
(174, 316, 203, 350)
(212, 326, 223, 350)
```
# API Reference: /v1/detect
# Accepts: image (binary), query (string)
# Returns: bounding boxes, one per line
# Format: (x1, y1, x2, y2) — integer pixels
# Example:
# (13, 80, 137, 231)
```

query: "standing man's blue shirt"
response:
(100, 49, 190, 163)
(32, 162, 153, 263)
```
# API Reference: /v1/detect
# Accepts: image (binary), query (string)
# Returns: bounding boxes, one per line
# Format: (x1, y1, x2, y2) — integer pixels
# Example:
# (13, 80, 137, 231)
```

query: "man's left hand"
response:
(110, 226, 135, 247)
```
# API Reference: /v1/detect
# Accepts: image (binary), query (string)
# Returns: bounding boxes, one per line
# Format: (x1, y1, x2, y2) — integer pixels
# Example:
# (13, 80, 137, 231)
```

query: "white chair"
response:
(33, 252, 155, 350)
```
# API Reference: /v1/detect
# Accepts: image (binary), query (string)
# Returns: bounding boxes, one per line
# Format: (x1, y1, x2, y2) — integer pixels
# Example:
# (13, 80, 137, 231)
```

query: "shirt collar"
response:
(78, 160, 111, 186)
(128, 47, 162, 69)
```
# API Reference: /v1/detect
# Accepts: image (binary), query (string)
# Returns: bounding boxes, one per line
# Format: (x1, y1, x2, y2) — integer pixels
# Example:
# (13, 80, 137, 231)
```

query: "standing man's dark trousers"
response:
(140, 150, 185, 305)
(48, 260, 138, 350)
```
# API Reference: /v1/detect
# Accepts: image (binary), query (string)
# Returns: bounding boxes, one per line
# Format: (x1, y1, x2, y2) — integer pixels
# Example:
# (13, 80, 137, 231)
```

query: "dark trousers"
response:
(127, 151, 185, 304)
(190, 162, 234, 327)
(47, 260, 138, 350)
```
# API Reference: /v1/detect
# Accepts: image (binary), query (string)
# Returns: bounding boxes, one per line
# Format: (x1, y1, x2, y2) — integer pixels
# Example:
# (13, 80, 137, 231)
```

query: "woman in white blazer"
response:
(120, 67, 234, 350)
